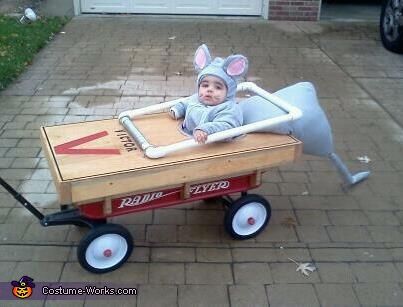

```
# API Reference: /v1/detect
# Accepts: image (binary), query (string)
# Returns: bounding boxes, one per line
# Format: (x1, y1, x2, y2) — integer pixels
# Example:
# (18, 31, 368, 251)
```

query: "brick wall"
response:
(268, 0, 321, 21)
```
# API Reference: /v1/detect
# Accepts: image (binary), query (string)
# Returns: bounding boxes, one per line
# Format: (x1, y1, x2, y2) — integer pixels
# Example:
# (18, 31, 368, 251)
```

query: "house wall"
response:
(69, 0, 321, 21)
(268, 0, 321, 21)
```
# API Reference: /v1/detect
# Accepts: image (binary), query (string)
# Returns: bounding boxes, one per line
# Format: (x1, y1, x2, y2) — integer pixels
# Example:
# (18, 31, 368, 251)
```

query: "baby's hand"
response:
(193, 130, 208, 144)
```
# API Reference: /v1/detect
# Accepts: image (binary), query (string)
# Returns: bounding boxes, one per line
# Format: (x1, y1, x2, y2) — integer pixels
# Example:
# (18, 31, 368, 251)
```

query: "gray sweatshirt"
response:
(170, 94, 243, 136)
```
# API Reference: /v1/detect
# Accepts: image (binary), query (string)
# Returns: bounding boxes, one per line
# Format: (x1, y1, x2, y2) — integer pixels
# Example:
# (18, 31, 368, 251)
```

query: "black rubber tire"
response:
(224, 194, 271, 240)
(77, 224, 134, 274)
(380, 0, 403, 53)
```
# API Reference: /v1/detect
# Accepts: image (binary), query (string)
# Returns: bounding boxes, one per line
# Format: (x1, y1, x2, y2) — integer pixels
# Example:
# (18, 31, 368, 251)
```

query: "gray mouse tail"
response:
(328, 152, 370, 186)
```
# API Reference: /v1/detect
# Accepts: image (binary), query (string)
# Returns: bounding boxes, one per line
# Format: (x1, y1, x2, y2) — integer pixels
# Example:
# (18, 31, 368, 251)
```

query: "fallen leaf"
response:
(287, 257, 317, 277)
(174, 71, 182, 75)
(296, 262, 316, 276)
(301, 191, 309, 195)
(168, 36, 176, 40)
(357, 156, 371, 163)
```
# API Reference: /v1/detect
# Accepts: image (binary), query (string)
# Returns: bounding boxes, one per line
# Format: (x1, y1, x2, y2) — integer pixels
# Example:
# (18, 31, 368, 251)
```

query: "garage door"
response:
(81, 0, 262, 15)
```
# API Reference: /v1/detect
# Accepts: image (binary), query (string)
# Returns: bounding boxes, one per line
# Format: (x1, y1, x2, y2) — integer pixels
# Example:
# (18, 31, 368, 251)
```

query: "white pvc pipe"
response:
(237, 82, 303, 119)
(118, 82, 303, 159)
(118, 97, 184, 120)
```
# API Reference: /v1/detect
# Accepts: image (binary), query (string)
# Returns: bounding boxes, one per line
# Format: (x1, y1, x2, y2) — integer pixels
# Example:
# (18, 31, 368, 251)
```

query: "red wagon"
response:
(1, 83, 302, 273)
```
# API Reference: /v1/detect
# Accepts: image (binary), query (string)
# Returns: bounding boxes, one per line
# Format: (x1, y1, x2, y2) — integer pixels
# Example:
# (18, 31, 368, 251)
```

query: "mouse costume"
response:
(171, 44, 369, 185)
(170, 44, 247, 136)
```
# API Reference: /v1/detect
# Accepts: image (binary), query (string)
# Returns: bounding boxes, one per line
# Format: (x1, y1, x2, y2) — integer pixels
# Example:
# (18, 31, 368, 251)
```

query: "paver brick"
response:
(290, 196, 335, 210)
(11, 158, 40, 168)
(266, 284, 320, 307)
(18, 180, 49, 193)
(269, 210, 296, 225)
(229, 285, 268, 307)
(178, 225, 221, 243)
(255, 225, 298, 242)
(354, 283, 403, 306)
(5, 147, 40, 158)
(185, 263, 233, 284)
(352, 248, 394, 261)
(179, 285, 229, 307)
(367, 226, 403, 242)
(296, 226, 330, 242)
(62, 263, 148, 283)
(351, 263, 403, 282)
(22, 223, 69, 242)
(149, 263, 185, 284)
(12, 261, 63, 281)
(366, 211, 400, 225)
(311, 248, 356, 262)
(0, 138, 19, 147)
(233, 263, 273, 284)
(146, 225, 177, 243)
(186, 210, 224, 225)
(196, 248, 232, 262)
(391, 248, 403, 261)
(0, 207, 10, 223)
(315, 284, 360, 307)
(295, 210, 330, 225)
(84, 299, 135, 307)
(0, 223, 30, 242)
(0, 261, 17, 281)
(279, 182, 308, 195)
(4, 300, 44, 307)
(153, 209, 186, 225)
(151, 247, 195, 262)
(280, 171, 309, 183)
(327, 210, 370, 225)
(327, 226, 372, 242)
(31, 246, 71, 262)
(232, 247, 278, 262)
(111, 211, 152, 224)
(137, 285, 176, 307)
(127, 247, 150, 262)
(316, 263, 355, 283)
(266, 195, 293, 210)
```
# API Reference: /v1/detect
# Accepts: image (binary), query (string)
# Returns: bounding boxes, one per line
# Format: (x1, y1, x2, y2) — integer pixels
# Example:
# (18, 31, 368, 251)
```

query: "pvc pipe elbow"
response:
(118, 112, 131, 121)
(145, 146, 166, 159)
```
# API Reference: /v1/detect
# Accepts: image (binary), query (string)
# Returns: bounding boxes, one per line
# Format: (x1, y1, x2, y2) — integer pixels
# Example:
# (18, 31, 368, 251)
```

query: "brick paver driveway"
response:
(1, 16, 403, 306)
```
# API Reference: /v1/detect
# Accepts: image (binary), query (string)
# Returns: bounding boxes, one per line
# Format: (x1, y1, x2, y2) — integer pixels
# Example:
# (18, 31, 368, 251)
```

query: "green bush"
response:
(0, 15, 69, 90)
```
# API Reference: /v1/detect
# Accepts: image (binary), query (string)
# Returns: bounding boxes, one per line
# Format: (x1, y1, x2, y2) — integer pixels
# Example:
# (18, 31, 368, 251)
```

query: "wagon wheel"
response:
(77, 224, 134, 274)
(224, 194, 271, 240)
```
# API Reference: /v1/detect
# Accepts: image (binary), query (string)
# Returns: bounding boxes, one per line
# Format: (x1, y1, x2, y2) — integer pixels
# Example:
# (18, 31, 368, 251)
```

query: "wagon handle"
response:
(0, 176, 44, 221)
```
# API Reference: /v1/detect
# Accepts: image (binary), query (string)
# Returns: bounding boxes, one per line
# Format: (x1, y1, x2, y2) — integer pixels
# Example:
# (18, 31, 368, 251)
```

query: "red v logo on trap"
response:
(54, 131, 121, 155)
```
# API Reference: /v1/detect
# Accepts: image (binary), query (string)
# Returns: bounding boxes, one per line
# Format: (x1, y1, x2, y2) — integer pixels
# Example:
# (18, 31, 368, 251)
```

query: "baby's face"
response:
(198, 75, 227, 106)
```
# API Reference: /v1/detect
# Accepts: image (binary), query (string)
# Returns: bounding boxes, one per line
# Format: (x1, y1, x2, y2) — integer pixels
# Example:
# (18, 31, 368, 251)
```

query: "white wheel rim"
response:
(85, 233, 128, 269)
(232, 202, 267, 236)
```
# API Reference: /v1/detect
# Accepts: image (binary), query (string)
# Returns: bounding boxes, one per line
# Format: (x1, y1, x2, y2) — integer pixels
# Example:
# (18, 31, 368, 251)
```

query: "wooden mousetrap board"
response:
(40, 113, 302, 205)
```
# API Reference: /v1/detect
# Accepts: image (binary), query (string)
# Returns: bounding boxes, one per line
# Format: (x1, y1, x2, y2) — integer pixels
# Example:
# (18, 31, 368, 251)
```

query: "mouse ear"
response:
(224, 55, 248, 78)
(194, 44, 211, 72)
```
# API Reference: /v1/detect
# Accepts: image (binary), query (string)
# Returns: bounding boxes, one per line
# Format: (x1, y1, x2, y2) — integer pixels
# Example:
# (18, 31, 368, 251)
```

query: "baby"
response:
(170, 44, 248, 144)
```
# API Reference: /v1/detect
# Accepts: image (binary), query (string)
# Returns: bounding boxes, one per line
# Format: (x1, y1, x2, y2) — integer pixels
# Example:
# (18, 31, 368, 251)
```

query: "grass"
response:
(0, 15, 69, 90)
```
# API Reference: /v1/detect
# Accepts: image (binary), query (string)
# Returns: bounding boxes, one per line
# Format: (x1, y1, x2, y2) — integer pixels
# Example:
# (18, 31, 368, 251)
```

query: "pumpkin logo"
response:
(11, 276, 35, 299)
